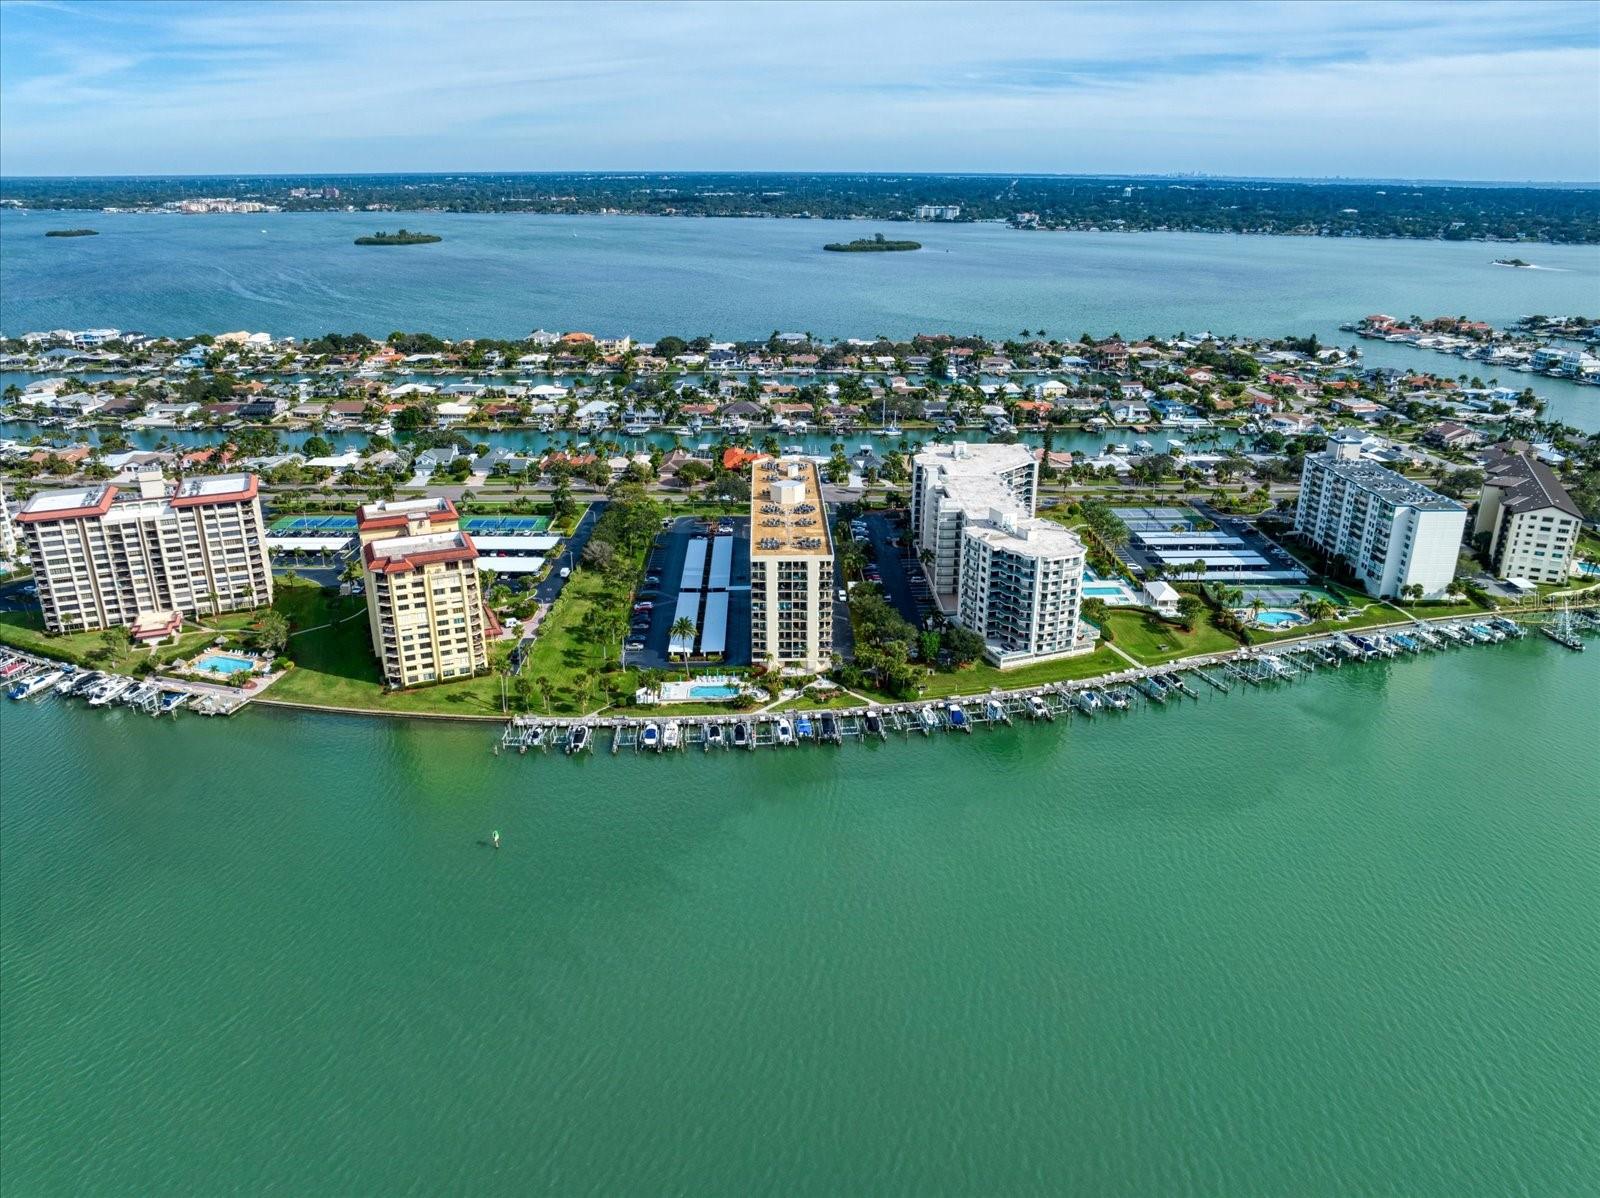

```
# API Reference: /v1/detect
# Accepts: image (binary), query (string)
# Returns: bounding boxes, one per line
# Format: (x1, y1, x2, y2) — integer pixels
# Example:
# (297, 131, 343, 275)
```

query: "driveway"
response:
(858, 511, 930, 628)
(510, 501, 604, 673)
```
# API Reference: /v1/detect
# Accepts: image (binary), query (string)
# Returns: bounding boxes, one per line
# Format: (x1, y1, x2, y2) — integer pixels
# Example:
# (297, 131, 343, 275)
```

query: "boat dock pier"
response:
(491, 605, 1598, 763)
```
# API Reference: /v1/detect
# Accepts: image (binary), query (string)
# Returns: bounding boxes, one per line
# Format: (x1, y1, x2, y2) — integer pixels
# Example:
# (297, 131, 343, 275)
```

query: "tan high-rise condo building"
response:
(356, 497, 488, 688)
(749, 457, 834, 671)
(1474, 444, 1583, 585)
(15, 469, 272, 634)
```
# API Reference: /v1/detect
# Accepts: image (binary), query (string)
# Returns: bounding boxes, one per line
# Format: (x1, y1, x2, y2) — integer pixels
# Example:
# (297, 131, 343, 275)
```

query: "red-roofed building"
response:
(722, 447, 769, 472)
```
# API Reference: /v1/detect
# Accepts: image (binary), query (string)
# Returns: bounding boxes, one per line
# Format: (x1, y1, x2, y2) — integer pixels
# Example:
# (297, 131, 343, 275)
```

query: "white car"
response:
(559, 567, 571, 579)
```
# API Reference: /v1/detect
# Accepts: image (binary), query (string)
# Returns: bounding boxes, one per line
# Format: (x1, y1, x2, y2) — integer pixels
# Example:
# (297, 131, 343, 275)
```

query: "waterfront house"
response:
(1264, 412, 1321, 436)
(1423, 421, 1484, 450)
(1142, 580, 1180, 616)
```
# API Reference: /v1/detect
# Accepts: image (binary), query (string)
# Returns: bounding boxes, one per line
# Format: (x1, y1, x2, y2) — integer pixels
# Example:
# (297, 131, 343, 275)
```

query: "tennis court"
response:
(1237, 585, 1346, 608)
(461, 515, 550, 535)
(1110, 506, 1197, 533)
(270, 515, 358, 534)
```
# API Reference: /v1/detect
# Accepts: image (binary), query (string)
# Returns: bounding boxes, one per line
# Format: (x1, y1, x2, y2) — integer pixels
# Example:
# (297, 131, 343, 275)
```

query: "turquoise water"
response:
(1255, 609, 1309, 627)
(4, 211, 1598, 428)
(688, 684, 741, 699)
(193, 653, 254, 675)
(3, 637, 1597, 1193)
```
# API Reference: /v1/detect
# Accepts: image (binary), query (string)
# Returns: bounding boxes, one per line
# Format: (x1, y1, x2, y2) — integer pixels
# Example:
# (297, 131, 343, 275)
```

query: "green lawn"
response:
(1100, 609, 1239, 664)
(853, 644, 1127, 703)
(263, 581, 515, 717)
(768, 690, 867, 712)
(516, 565, 637, 714)
(1242, 595, 1490, 645)
(0, 607, 260, 674)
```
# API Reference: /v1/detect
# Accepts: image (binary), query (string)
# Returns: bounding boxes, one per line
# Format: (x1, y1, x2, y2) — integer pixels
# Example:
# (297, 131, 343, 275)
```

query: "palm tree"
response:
(670, 616, 696, 659)
(534, 674, 553, 714)
(572, 671, 594, 713)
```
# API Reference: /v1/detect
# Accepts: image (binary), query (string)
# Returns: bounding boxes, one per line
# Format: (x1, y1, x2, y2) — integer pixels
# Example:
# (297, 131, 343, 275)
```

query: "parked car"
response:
(633, 601, 654, 611)
(624, 639, 645, 651)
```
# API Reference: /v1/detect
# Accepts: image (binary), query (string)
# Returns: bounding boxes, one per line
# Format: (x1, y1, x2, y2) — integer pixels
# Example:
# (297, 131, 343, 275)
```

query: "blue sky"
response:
(2, 0, 1597, 180)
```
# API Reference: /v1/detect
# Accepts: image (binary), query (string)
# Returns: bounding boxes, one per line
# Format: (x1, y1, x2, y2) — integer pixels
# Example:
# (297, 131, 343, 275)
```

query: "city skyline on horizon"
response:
(1, 0, 1597, 183)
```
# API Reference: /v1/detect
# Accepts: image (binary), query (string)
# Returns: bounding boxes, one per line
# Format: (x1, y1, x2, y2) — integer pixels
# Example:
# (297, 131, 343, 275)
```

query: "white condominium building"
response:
(910, 442, 1088, 667)
(958, 509, 1087, 667)
(749, 458, 834, 671)
(910, 442, 1038, 604)
(1474, 444, 1583, 584)
(0, 480, 16, 561)
(16, 469, 273, 633)
(357, 497, 488, 688)
(1294, 434, 1466, 599)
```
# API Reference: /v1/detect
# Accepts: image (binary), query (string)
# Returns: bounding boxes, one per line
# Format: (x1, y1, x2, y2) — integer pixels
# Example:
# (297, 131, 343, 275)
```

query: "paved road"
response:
(510, 501, 604, 674)
(0, 579, 36, 613)
(533, 502, 603, 605)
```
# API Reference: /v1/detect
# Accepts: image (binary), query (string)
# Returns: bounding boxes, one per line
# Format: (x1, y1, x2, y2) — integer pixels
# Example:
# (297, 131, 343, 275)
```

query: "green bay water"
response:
(2, 640, 1596, 1194)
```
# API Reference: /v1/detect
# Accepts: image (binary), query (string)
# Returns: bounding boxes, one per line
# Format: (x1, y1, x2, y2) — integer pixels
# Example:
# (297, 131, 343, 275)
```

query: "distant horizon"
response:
(3, 170, 1597, 190)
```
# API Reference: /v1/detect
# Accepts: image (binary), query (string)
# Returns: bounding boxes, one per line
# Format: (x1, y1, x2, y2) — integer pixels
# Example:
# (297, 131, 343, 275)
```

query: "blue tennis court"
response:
(461, 516, 551, 535)
(271, 515, 357, 533)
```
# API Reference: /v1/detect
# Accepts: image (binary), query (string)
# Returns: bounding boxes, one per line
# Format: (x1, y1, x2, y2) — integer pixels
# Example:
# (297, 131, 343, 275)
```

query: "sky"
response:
(1, 0, 1597, 182)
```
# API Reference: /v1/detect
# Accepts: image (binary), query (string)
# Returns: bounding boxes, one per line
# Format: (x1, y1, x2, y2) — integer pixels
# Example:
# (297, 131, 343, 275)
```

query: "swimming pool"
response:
(1253, 609, 1309, 628)
(1083, 584, 1128, 598)
(688, 684, 741, 700)
(194, 653, 255, 675)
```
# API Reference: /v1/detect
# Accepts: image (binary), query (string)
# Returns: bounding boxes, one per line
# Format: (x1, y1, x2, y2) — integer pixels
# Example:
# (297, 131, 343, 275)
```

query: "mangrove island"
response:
(824, 234, 920, 253)
(353, 229, 442, 246)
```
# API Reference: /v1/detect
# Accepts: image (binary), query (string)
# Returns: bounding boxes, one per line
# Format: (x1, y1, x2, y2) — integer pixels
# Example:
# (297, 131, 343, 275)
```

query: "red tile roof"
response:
(362, 533, 478, 575)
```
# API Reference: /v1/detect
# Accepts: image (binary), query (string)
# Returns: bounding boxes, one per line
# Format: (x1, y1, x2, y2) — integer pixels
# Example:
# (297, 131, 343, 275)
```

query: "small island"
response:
(45, 228, 98, 237)
(353, 229, 442, 246)
(823, 233, 921, 253)
(1493, 257, 1533, 268)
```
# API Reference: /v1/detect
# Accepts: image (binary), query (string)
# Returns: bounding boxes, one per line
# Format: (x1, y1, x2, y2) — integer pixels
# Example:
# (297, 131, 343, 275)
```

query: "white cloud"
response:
(1, 0, 1595, 178)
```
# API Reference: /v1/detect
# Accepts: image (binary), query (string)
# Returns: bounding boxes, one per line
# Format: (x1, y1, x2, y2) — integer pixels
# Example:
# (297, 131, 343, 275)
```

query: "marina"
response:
(494, 606, 1599, 761)
(0, 651, 250, 717)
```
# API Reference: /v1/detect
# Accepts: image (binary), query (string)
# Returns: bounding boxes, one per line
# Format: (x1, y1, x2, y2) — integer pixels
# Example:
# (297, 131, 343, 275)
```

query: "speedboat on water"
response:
(567, 724, 591, 755)
(641, 722, 661, 751)
(775, 718, 795, 746)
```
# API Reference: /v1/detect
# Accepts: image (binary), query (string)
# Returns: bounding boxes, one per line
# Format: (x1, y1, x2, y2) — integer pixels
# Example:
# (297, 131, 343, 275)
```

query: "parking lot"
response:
(850, 510, 938, 630)
(1109, 501, 1309, 583)
(624, 515, 752, 670)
